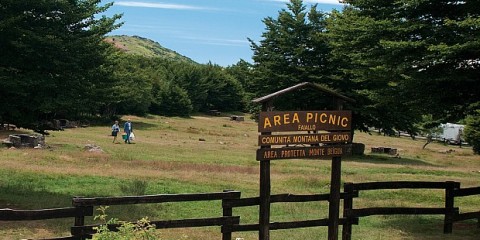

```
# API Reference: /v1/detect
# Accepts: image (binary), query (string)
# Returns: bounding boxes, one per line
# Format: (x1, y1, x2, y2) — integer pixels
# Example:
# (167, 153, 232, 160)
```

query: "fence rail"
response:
(452, 186, 480, 226)
(0, 207, 92, 221)
(342, 181, 479, 240)
(1, 182, 478, 240)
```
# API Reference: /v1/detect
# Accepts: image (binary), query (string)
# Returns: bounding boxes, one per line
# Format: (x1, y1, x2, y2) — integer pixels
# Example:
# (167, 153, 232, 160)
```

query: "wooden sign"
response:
(258, 132, 351, 146)
(256, 145, 352, 161)
(258, 111, 352, 132)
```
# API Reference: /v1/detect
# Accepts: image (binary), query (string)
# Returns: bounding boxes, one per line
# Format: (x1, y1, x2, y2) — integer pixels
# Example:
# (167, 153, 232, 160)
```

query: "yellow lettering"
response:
(341, 117, 348, 127)
(264, 118, 272, 129)
(284, 113, 290, 124)
(292, 113, 300, 123)
(306, 113, 313, 123)
(273, 115, 281, 126)
(320, 113, 327, 123)
(298, 125, 316, 131)
(321, 134, 330, 141)
(328, 115, 336, 125)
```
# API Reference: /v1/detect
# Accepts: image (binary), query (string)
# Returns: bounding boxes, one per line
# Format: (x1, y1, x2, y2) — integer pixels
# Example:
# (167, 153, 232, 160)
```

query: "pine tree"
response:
(0, 0, 122, 131)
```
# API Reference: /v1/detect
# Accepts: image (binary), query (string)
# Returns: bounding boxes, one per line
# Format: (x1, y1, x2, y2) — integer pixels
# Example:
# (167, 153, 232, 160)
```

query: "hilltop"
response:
(105, 35, 196, 63)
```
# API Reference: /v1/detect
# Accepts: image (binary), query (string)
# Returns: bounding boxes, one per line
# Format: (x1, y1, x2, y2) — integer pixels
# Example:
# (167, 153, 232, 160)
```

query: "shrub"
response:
(464, 110, 480, 154)
(93, 206, 160, 240)
(120, 180, 148, 196)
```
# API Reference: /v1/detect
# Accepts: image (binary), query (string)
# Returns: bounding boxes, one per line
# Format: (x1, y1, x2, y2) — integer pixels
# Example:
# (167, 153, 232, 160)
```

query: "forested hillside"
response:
(105, 35, 195, 63)
(0, 0, 478, 152)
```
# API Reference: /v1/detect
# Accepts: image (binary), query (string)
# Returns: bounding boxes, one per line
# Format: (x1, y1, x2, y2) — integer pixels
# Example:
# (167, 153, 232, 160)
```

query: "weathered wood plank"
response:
(0, 207, 92, 221)
(72, 191, 241, 206)
(224, 192, 350, 208)
(454, 187, 480, 197)
(223, 197, 260, 208)
(349, 207, 448, 217)
(351, 181, 451, 191)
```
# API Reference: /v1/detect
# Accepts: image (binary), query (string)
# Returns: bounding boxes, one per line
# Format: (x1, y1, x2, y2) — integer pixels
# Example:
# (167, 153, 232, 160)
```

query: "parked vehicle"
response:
(436, 123, 465, 145)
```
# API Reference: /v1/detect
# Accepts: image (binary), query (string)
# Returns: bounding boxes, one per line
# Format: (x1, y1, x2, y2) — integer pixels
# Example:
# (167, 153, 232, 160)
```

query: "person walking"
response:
(111, 120, 120, 143)
(124, 119, 133, 144)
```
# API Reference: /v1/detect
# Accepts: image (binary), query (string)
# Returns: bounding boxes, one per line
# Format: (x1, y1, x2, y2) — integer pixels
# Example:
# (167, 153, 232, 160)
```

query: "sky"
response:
(101, 0, 344, 66)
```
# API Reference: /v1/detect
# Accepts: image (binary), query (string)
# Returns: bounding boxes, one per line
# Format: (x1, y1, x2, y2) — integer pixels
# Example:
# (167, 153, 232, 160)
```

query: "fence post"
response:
(222, 190, 241, 240)
(72, 196, 89, 240)
(342, 183, 354, 240)
(443, 181, 460, 234)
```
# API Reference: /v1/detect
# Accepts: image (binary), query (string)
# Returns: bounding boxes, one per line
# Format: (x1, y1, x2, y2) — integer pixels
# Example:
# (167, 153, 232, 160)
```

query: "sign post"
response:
(252, 82, 355, 240)
(257, 110, 352, 240)
(258, 102, 272, 240)
(328, 99, 347, 240)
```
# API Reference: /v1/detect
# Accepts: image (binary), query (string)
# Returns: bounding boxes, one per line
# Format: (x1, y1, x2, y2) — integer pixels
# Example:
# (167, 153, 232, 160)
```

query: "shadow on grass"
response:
(0, 184, 166, 238)
(0, 129, 33, 139)
(366, 215, 480, 239)
(0, 185, 77, 238)
(344, 154, 437, 167)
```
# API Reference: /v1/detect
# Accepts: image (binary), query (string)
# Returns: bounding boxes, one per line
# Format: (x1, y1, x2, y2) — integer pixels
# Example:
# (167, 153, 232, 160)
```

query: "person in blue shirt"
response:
(111, 120, 120, 143)
(123, 119, 133, 144)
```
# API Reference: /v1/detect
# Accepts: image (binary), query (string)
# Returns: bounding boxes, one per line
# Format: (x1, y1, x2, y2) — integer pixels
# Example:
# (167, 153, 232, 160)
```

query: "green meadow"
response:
(0, 114, 479, 240)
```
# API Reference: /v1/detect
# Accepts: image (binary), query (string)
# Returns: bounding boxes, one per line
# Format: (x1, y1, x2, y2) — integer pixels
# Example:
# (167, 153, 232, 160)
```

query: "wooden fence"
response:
(1, 181, 478, 240)
(341, 181, 480, 240)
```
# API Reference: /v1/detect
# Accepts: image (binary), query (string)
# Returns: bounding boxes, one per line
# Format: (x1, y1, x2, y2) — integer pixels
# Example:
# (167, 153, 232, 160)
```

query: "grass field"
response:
(0, 114, 479, 240)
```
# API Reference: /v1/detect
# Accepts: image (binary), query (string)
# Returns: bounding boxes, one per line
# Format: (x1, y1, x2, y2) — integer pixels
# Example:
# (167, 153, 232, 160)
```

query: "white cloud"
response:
(180, 36, 250, 47)
(115, 1, 216, 10)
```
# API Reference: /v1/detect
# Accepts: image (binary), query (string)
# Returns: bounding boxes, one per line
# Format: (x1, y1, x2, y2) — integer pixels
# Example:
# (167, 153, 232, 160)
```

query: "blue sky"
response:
(102, 0, 344, 66)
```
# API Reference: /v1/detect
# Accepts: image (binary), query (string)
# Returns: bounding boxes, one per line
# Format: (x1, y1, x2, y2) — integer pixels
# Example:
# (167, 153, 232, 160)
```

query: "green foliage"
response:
(110, 54, 155, 116)
(0, 0, 122, 131)
(93, 206, 160, 240)
(464, 110, 480, 154)
(199, 63, 245, 112)
(150, 83, 193, 116)
(249, 0, 336, 111)
(226, 60, 255, 112)
(108, 50, 244, 116)
(329, 0, 480, 132)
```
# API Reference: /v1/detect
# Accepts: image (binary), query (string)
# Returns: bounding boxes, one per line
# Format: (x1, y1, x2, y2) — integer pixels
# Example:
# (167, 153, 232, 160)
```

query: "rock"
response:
(84, 144, 104, 153)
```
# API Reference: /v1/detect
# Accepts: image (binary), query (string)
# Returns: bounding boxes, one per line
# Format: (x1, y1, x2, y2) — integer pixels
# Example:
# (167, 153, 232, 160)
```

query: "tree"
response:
(150, 82, 193, 117)
(464, 110, 480, 154)
(199, 63, 245, 112)
(0, 0, 122, 131)
(328, 0, 480, 133)
(416, 115, 442, 149)
(249, 0, 337, 111)
(109, 53, 155, 116)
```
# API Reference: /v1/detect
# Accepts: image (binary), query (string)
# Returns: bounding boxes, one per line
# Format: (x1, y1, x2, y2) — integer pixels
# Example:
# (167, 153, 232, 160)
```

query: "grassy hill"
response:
(0, 114, 479, 239)
(105, 35, 196, 63)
